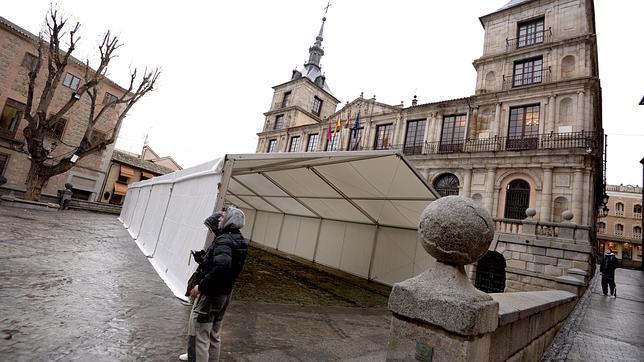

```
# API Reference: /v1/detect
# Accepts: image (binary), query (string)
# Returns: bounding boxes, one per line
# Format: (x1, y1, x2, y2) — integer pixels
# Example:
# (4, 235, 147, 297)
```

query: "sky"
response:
(2, 0, 643, 186)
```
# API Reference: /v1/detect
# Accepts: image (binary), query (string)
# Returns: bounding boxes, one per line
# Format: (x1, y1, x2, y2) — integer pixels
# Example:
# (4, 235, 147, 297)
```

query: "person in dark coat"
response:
(182, 207, 248, 362)
(600, 249, 619, 296)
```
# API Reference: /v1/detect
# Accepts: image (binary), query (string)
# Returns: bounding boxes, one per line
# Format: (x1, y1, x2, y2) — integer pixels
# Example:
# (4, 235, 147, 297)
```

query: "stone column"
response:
(387, 196, 498, 361)
(540, 167, 553, 222)
(462, 168, 472, 198)
(582, 169, 591, 226)
(494, 103, 502, 137)
(572, 168, 584, 224)
(547, 95, 557, 133)
(484, 168, 496, 215)
(576, 91, 585, 131)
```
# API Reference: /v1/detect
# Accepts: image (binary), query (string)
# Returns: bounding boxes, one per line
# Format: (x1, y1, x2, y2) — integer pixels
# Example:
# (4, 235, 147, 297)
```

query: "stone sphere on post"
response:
(562, 210, 574, 222)
(525, 208, 537, 219)
(419, 196, 495, 265)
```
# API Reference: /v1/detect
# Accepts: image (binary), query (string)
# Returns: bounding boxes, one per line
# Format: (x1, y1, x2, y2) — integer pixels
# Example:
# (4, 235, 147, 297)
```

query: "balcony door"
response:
(507, 105, 539, 150)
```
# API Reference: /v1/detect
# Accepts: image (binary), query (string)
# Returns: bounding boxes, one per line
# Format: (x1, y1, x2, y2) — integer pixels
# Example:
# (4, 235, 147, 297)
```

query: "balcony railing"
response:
(349, 131, 597, 156)
(503, 67, 551, 90)
(506, 28, 552, 50)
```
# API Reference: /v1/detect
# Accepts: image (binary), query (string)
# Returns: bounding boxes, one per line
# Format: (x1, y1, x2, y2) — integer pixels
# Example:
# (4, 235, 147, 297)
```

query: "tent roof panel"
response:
(224, 151, 438, 229)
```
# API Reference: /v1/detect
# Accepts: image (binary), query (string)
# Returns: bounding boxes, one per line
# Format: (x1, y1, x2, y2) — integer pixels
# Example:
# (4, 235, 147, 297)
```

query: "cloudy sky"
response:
(2, 1, 643, 186)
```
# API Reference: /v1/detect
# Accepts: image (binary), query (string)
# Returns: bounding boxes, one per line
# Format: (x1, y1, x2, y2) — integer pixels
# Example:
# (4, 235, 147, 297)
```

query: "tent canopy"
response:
(225, 151, 439, 230)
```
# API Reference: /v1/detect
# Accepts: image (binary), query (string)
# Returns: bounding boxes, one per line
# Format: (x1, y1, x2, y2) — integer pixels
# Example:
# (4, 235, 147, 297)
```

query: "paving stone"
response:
(0, 206, 391, 361)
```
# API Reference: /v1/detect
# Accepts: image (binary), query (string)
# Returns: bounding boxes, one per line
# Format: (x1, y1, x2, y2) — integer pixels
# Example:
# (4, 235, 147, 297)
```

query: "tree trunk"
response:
(24, 162, 50, 201)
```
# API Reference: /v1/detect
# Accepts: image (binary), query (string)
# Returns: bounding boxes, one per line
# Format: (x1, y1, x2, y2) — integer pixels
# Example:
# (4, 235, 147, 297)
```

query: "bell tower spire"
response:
(305, 17, 326, 70)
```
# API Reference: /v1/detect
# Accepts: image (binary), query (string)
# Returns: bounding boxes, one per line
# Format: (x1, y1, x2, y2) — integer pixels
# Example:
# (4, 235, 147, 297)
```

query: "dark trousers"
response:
(601, 273, 616, 295)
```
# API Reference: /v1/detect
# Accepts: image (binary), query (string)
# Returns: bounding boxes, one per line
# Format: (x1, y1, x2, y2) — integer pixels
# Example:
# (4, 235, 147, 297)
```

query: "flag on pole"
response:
(343, 110, 351, 128)
(335, 117, 341, 133)
(352, 111, 361, 139)
(326, 119, 332, 141)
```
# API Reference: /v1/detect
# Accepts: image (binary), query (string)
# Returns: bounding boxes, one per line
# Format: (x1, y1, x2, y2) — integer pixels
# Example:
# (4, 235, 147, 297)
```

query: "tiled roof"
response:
(112, 149, 174, 175)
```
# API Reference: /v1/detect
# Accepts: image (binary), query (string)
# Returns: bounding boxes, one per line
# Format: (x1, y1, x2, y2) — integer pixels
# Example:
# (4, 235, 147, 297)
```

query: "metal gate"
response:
(504, 179, 530, 219)
(474, 251, 506, 293)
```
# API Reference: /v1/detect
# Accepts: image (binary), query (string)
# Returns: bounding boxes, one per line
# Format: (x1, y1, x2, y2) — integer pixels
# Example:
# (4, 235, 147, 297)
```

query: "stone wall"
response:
(489, 290, 577, 362)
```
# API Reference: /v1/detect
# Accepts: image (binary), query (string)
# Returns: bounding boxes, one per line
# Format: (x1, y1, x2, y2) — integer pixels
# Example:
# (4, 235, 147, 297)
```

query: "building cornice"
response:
(473, 34, 596, 67)
(272, 77, 340, 104)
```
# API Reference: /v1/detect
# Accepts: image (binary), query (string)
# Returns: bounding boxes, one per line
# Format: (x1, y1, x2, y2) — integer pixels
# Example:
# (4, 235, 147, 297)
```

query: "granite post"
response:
(387, 196, 499, 361)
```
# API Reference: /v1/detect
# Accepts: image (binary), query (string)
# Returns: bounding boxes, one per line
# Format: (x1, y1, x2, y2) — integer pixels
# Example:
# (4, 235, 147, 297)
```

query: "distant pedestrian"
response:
(600, 249, 619, 297)
(179, 207, 248, 362)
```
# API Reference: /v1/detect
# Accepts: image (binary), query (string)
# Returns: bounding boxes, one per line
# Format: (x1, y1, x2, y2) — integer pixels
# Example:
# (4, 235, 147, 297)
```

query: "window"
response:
(0, 153, 8, 176)
(0, 99, 25, 137)
(504, 179, 531, 219)
(312, 96, 323, 116)
(288, 136, 301, 152)
(266, 139, 277, 153)
(22, 52, 38, 71)
(403, 119, 426, 155)
(373, 123, 393, 150)
(513, 57, 543, 87)
(281, 91, 291, 108)
(50, 118, 67, 140)
(615, 202, 624, 216)
(507, 105, 539, 150)
(597, 222, 606, 234)
(439, 115, 466, 153)
(623, 243, 632, 260)
(274, 115, 284, 130)
(326, 132, 340, 151)
(634, 204, 642, 218)
(306, 134, 319, 152)
(433, 173, 460, 197)
(633, 226, 642, 239)
(63, 73, 81, 90)
(347, 127, 363, 151)
(103, 92, 118, 104)
(615, 224, 624, 236)
(517, 17, 545, 48)
(474, 251, 506, 293)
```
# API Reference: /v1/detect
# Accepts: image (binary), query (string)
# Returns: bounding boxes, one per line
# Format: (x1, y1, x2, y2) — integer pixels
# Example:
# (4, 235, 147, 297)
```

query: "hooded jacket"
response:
(600, 253, 618, 277)
(197, 208, 248, 296)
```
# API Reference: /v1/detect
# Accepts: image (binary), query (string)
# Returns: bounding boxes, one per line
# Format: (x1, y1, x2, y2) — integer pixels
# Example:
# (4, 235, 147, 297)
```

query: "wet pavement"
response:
(565, 267, 644, 361)
(0, 205, 391, 361)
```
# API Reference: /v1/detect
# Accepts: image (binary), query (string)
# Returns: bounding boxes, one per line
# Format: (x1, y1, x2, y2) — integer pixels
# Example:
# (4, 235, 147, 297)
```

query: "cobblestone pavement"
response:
(565, 267, 644, 361)
(0, 206, 390, 361)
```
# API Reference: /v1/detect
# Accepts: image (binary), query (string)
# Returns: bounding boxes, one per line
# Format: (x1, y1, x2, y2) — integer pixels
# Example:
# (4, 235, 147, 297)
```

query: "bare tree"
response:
(21, 8, 159, 200)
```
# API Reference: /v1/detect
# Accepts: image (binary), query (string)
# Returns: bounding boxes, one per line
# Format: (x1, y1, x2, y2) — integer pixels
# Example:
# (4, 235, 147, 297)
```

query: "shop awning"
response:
(120, 165, 135, 178)
(141, 171, 155, 179)
(113, 182, 128, 195)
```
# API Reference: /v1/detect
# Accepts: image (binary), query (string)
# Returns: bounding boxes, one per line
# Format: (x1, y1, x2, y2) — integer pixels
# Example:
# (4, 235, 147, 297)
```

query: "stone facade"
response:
(256, 0, 603, 291)
(597, 184, 643, 269)
(0, 16, 128, 202)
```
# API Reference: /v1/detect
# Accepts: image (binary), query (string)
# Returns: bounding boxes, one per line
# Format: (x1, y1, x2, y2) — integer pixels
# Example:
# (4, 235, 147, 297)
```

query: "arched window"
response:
(552, 196, 569, 222)
(615, 202, 624, 216)
(475, 251, 506, 293)
(433, 173, 460, 197)
(634, 226, 642, 238)
(615, 224, 624, 236)
(504, 179, 530, 219)
(634, 204, 642, 214)
(597, 222, 606, 233)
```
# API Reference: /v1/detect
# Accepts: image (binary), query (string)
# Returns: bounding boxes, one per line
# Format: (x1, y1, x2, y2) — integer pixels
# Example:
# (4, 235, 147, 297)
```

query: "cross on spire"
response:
(324, 1, 332, 15)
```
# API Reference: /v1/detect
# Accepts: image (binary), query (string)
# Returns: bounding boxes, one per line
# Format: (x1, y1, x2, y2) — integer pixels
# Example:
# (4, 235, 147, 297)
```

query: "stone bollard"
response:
(387, 196, 499, 361)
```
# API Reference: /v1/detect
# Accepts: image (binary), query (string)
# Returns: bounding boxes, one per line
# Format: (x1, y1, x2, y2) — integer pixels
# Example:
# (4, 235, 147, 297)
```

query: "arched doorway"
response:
(475, 251, 506, 293)
(504, 179, 530, 219)
(433, 173, 459, 197)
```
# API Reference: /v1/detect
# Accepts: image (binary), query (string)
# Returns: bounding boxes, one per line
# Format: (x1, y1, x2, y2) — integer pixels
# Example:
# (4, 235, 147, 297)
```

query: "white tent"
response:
(119, 151, 439, 300)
